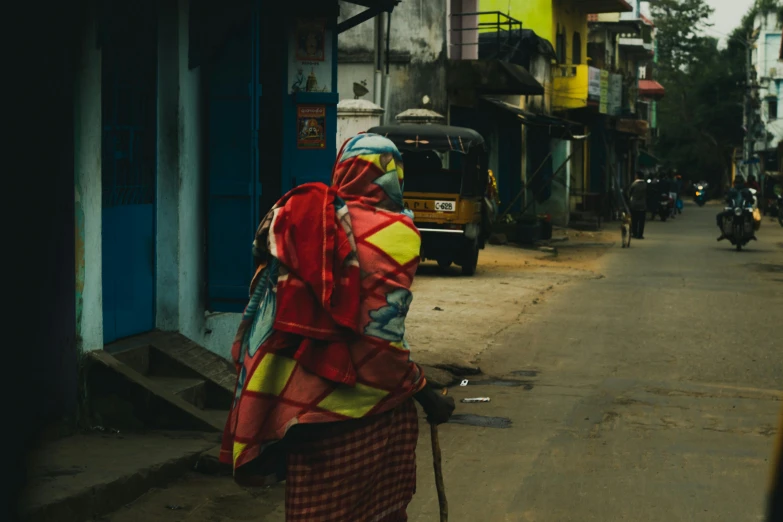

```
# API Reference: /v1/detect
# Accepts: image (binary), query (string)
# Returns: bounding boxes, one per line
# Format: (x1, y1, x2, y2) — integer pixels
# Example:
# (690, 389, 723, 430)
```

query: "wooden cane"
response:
(430, 388, 448, 522)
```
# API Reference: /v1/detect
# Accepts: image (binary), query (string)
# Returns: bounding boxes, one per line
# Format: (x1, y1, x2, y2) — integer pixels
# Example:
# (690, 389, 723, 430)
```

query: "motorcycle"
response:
(720, 189, 756, 251)
(693, 184, 707, 206)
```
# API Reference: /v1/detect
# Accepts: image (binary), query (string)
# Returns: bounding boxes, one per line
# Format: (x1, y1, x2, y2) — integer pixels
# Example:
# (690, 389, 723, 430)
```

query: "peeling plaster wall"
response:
(177, 0, 206, 343)
(156, 0, 181, 331)
(537, 138, 571, 226)
(156, 0, 209, 345)
(74, 7, 103, 352)
(337, 0, 448, 120)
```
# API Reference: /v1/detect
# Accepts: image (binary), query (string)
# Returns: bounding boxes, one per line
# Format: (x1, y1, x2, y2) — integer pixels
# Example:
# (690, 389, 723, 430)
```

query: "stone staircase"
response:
(89, 331, 237, 432)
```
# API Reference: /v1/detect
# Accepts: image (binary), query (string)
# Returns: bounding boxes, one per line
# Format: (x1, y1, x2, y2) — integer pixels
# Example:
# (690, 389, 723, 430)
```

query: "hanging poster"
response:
(587, 66, 601, 102)
(289, 18, 332, 93)
(297, 105, 326, 149)
(599, 70, 610, 114)
(608, 74, 622, 116)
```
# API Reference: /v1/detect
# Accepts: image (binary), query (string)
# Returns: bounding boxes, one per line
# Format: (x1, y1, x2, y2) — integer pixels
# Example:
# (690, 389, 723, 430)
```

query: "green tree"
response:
(652, 0, 746, 188)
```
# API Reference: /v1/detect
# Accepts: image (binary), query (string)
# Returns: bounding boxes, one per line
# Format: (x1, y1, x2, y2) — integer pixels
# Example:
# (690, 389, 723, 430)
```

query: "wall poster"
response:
(599, 70, 610, 114)
(289, 18, 332, 93)
(297, 105, 327, 149)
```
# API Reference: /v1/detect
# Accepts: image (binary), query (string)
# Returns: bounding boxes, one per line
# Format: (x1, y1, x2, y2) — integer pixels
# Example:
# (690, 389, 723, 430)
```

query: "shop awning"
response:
(638, 149, 661, 169)
(582, 0, 633, 14)
(480, 97, 586, 140)
(448, 60, 544, 96)
(639, 79, 665, 100)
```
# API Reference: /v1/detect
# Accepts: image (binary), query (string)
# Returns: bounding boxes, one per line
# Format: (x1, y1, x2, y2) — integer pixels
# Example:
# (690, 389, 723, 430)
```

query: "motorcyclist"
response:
(716, 177, 756, 241)
(746, 174, 760, 192)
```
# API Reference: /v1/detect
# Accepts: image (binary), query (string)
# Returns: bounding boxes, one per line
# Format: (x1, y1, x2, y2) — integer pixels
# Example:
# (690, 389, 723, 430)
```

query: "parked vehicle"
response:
(368, 124, 490, 275)
(719, 188, 756, 251)
(693, 183, 707, 206)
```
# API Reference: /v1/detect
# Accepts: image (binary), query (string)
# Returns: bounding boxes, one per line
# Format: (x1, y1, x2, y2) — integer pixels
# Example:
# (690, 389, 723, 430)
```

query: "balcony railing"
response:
(450, 11, 523, 60)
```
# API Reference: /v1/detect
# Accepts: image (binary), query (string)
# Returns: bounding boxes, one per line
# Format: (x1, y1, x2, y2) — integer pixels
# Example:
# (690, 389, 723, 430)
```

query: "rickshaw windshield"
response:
(401, 148, 486, 197)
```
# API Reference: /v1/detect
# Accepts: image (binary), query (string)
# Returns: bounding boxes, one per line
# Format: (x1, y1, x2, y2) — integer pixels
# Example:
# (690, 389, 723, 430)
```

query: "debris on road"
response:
(461, 397, 491, 403)
(433, 306, 444, 311)
(459, 379, 469, 386)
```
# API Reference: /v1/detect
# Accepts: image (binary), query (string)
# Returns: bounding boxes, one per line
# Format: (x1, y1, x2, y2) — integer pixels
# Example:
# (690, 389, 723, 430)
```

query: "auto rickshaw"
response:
(368, 124, 492, 275)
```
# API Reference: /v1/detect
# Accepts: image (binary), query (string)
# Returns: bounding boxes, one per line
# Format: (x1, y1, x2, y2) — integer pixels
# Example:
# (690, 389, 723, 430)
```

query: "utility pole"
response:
(744, 33, 752, 180)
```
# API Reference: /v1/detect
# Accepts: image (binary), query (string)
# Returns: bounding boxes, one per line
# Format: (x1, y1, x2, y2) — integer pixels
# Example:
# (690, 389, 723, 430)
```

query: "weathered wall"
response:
(526, 54, 553, 114)
(156, 0, 211, 348)
(537, 138, 571, 225)
(337, 0, 448, 120)
(74, 6, 103, 352)
(176, 0, 206, 342)
(156, 0, 182, 331)
(336, 100, 384, 153)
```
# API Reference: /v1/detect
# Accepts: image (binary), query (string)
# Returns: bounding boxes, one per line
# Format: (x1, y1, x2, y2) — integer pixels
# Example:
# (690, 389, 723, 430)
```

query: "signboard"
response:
(288, 18, 332, 93)
(615, 118, 649, 136)
(296, 105, 326, 149)
(599, 70, 610, 114)
(588, 66, 601, 102)
(608, 74, 622, 116)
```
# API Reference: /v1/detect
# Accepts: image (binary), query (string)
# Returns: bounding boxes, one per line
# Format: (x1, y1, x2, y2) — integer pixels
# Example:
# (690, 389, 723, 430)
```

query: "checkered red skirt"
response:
(285, 398, 419, 522)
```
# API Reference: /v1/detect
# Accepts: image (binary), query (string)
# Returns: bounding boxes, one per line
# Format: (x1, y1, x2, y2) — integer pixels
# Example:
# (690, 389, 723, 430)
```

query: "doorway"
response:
(101, 0, 158, 343)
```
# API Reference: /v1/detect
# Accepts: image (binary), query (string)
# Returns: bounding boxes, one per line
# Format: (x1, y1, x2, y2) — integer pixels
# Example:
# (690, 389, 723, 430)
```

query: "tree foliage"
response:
(652, 0, 746, 188)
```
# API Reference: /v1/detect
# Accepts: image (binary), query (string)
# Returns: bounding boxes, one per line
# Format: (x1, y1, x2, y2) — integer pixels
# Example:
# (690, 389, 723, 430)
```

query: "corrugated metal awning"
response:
(639, 79, 665, 100)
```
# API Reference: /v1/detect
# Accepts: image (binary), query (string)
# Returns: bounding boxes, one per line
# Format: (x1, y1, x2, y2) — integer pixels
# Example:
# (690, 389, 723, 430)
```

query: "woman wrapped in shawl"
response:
(220, 133, 455, 521)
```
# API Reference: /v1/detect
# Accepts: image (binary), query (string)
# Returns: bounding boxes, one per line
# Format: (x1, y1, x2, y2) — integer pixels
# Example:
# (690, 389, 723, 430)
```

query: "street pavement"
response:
(410, 202, 783, 521)
(106, 202, 783, 522)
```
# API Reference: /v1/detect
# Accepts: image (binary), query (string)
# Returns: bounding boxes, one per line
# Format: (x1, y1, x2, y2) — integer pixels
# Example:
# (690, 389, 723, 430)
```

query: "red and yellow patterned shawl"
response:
(220, 134, 426, 471)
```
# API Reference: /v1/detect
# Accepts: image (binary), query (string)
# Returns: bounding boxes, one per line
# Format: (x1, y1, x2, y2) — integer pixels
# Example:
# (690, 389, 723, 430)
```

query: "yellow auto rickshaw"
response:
(368, 124, 493, 275)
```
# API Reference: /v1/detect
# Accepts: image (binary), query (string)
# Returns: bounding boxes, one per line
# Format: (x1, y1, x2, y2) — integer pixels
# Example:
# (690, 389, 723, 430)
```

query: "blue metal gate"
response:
(207, 3, 263, 313)
(101, 2, 157, 343)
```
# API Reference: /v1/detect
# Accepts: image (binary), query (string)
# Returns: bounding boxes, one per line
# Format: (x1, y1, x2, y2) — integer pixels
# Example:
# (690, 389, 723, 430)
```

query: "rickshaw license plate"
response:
(434, 201, 456, 212)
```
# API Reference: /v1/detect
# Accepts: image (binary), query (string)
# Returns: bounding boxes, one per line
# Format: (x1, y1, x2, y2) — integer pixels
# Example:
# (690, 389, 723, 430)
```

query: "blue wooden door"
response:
(207, 3, 262, 313)
(101, 3, 157, 343)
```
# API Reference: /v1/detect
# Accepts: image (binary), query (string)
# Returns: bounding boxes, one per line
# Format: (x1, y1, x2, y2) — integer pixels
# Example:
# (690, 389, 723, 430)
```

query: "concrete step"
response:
(20, 431, 219, 522)
(89, 351, 225, 432)
(151, 376, 208, 409)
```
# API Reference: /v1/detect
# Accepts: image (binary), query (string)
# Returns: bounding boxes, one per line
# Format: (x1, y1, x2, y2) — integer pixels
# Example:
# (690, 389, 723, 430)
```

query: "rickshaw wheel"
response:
(461, 240, 479, 276)
(437, 260, 452, 270)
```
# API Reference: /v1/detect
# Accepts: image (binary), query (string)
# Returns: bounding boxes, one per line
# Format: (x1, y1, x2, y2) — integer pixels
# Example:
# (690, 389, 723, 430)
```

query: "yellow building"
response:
(481, 0, 632, 110)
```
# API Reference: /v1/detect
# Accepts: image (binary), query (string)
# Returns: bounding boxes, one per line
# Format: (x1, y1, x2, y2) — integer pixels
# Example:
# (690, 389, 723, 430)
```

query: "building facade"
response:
(74, 0, 398, 365)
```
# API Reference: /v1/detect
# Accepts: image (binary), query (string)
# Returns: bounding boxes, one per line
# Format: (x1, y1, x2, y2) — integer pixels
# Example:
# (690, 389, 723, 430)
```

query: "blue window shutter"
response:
(207, 18, 261, 313)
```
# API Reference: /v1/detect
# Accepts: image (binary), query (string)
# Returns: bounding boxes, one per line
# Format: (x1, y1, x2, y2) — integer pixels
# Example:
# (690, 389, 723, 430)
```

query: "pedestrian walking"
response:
(628, 171, 648, 239)
(220, 133, 455, 522)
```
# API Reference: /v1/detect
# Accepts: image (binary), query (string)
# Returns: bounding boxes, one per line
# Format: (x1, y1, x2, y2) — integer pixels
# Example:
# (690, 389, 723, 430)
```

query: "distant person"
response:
(627, 171, 648, 239)
(747, 174, 760, 192)
(716, 176, 750, 241)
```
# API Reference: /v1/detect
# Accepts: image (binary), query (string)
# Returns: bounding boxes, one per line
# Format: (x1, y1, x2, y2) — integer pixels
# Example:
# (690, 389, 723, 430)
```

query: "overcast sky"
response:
(702, 0, 757, 46)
